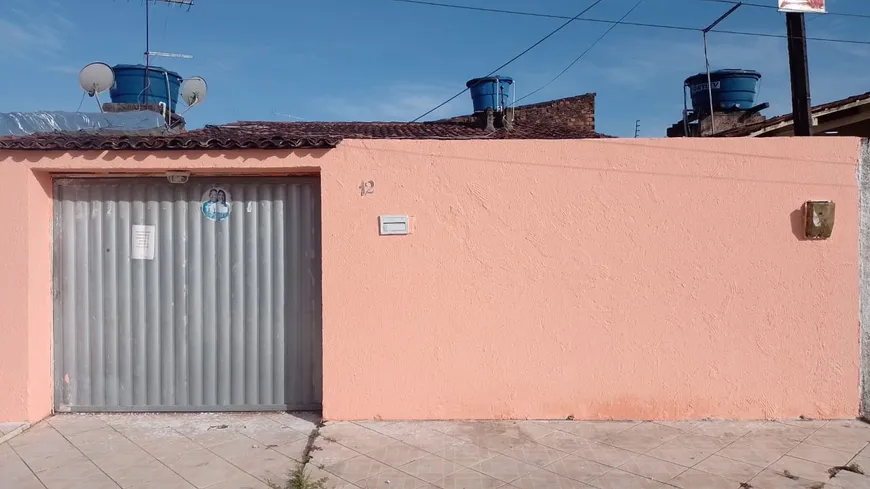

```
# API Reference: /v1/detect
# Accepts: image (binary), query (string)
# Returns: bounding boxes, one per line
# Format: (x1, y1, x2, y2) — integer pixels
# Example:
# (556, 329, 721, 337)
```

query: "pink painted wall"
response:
(321, 138, 861, 421)
(0, 138, 861, 422)
(0, 165, 52, 423)
(0, 163, 34, 422)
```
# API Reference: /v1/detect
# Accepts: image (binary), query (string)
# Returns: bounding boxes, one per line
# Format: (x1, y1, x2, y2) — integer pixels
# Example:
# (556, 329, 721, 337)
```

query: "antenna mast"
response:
(143, 0, 195, 107)
(701, 2, 742, 136)
(145, 0, 150, 106)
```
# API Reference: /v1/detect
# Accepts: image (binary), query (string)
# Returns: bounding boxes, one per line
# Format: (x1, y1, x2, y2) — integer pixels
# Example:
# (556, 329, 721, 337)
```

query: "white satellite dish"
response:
(180, 76, 208, 107)
(78, 62, 115, 96)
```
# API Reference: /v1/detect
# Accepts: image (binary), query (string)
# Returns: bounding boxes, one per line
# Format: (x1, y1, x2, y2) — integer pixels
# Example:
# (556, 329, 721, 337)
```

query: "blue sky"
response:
(0, 0, 868, 137)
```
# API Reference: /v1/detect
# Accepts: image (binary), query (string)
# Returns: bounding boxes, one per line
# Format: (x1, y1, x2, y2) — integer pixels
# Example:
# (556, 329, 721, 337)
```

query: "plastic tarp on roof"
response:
(0, 111, 165, 137)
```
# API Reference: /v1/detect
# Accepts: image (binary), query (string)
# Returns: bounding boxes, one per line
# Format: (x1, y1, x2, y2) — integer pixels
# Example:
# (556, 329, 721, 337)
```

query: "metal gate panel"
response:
(52, 177, 322, 411)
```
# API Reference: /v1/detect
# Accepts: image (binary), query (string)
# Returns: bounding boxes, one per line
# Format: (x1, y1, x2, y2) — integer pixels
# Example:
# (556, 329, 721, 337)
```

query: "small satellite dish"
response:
(78, 62, 115, 96)
(180, 76, 208, 107)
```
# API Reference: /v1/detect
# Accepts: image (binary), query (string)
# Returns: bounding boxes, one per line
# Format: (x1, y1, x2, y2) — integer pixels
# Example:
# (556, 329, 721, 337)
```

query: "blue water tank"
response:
(685, 69, 761, 112)
(110, 64, 183, 112)
(466, 76, 514, 112)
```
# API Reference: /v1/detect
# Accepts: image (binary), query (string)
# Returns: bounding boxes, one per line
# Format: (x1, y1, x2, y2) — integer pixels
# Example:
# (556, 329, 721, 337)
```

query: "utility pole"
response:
(634, 120, 640, 138)
(786, 12, 813, 136)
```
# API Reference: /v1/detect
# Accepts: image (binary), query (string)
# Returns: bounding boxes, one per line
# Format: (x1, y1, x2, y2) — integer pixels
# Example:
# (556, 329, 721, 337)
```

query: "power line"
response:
(409, 0, 606, 122)
(76, 92, 86, 113)
(701, 0, 870, 20)
(715, 27, 870, 45)
(515, 0, 644, 105)
(388, 0, 870, 46)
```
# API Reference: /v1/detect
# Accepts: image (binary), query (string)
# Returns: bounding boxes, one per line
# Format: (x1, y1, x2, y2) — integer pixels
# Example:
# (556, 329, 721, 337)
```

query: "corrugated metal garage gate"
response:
(52, 177, 322, 412)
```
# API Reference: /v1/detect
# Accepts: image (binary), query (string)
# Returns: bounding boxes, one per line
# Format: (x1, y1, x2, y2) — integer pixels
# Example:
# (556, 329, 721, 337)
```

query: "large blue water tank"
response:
(110, 64, 183, 112)
(466, 76, 514, 112)
(685, 69, 761, 112)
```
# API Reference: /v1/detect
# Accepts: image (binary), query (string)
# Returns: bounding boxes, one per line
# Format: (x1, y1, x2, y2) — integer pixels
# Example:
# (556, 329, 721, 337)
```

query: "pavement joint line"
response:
(351, 420, 694, 487)
(541, 419, 642, 439)
(591, 428, 693, 489)
(165, 416, 304, 486)
(345, 422, 500, 487)
(101, 416, 199, 488)
(348, 420, 466, 457)
(6, 440, 49, 489)
(846, 440, 870, 466)
(739, 419, 831, 487)
(780, 420, 865, 464)
(596, 421, 679, 456)
(679, 422, 765, 486)
(28, 421, 117, 488)
(0, 423, 31, 445)
(100, 414, 306, 488)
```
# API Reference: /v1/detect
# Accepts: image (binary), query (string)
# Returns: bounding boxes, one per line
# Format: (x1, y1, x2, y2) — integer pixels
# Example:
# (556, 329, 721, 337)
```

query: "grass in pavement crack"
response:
(267, 420, 328, 489)
(828, 463, 865, 478)
(300, 420, 326, 466)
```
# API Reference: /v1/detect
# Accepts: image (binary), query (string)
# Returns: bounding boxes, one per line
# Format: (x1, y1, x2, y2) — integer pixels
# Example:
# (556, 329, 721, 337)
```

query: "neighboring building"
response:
(666, 69, 770, 138)
(715, 92, 870, 137)
(666, 109, 767, 138)
(0, 79, 866, 424)
(442, 93, 597, 135)
(665, 68, 870, 138)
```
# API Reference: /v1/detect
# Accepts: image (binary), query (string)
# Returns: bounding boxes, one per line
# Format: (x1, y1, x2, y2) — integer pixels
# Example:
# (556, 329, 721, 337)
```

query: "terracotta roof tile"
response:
(0, 119, 610, 151)
(225, 120, 608, 139)
(0, 125, 340, 151)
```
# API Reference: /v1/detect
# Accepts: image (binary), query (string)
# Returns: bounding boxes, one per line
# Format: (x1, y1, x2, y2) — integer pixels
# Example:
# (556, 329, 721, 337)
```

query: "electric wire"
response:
(400, 0, 870, 121)
(408, 0, 606, 122)
(389, 0, 870, 46)
(514, 0, 644, 105)
(75, 92, 86, 112)
(702, 0, 870, 20)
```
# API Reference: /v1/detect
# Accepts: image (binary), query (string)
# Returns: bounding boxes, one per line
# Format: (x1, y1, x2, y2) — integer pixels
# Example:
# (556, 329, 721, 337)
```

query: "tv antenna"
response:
(144, 0, 195, 106)
(179, 76, 208, 108)
(167, 75, 208, 127)
(78, 62, 115, 113)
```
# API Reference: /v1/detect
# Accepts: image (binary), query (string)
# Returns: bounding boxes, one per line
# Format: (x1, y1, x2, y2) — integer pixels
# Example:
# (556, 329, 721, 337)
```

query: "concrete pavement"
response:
(2, 414, 870, 488)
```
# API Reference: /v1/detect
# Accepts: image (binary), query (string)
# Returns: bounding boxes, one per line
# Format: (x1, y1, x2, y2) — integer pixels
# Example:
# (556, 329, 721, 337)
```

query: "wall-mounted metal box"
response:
(379, 215, 409, 236)
(805, 201, 835, 240)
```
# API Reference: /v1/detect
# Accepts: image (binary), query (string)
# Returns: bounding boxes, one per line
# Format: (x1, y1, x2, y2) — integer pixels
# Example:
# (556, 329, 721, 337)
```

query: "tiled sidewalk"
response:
(2, 414, 870, 489)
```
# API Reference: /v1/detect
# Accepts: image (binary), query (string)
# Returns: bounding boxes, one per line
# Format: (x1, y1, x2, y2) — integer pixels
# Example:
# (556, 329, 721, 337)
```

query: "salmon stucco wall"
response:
(0, 165, 52, 423)
(319, 138, 861, 421)
(0, 138, 862, 422)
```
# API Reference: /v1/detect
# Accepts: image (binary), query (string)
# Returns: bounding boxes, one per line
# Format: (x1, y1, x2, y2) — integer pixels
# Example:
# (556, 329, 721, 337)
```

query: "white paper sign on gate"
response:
(131, 225, 156, 260)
